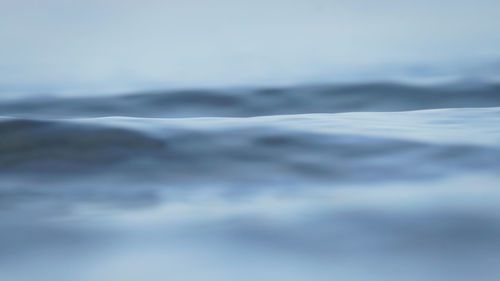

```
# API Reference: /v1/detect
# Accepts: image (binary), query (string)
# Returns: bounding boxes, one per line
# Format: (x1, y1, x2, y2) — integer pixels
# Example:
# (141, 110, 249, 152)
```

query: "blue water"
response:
(1, 83, 500, 281)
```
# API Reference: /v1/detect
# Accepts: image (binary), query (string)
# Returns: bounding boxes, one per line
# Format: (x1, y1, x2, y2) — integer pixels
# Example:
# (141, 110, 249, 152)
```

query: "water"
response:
(1, 82, 500, 281)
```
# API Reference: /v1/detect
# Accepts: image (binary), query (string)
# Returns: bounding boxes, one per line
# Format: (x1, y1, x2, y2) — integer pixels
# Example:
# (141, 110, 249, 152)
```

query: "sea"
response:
(1, 81, 500, 281)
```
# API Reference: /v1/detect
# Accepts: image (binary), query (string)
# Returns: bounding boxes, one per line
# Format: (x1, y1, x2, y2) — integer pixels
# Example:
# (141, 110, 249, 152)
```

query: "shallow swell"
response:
(1, 82, 500, 118)
(0, 119, 165, 171)
(1, 110, 499, 186)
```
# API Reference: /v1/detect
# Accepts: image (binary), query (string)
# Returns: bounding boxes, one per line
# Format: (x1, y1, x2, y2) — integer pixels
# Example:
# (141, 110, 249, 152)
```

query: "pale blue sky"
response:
(1, 0, 499, 93)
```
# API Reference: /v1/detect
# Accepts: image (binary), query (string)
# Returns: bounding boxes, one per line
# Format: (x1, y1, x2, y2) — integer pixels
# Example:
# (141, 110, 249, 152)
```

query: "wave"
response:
(1, 108, 499, 186)
(1, 82, 499, 118)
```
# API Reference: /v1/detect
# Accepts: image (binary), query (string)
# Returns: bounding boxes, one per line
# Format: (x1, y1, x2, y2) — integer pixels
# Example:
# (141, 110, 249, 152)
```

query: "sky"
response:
(1, 0, 499, 93)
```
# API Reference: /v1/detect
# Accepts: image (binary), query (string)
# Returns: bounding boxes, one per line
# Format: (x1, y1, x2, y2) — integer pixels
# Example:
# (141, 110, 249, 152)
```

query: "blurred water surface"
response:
(1, 83, 500, 280)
